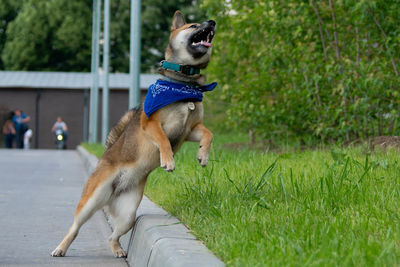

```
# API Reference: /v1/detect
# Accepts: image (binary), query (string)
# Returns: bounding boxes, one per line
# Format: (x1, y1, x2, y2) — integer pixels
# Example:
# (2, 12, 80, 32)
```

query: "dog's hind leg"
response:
(107, 178, 146, 257)
(51, 165, 117, 257)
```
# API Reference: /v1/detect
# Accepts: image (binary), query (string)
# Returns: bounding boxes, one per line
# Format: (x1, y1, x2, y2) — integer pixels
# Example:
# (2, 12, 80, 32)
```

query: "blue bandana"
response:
(144, 79, 217, 117)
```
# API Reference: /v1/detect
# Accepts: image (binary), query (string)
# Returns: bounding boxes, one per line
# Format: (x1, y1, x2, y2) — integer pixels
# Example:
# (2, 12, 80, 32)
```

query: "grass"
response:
(82, 134, 400, 266)
(81, 143, 105, 158)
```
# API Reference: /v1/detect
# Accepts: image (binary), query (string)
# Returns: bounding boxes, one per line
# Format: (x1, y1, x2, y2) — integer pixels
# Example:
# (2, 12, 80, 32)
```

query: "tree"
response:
(2, 0, 92, 71)
(202, 0, 400, 143)
(0, 0, 23, 69)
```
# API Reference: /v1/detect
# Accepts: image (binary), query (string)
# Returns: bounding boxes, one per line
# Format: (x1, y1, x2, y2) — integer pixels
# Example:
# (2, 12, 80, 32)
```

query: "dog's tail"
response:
(105, 106, 142, 150)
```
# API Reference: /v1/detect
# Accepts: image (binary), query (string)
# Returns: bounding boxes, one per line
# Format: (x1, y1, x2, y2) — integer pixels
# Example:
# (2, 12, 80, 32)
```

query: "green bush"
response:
(202, 0, 400, 143)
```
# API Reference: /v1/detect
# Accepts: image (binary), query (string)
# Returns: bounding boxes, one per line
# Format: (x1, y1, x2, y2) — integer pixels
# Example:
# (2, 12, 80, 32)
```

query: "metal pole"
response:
(89, 0, 101, 143)
(129, 0, 141, 109)
(102, 0, 110, 145)
(83, 89, 89, 142)
(35, 88, 41, 149)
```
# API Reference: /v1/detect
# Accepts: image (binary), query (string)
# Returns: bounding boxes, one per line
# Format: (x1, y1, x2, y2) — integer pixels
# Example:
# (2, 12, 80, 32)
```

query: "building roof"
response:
(0, 71, 159, 90)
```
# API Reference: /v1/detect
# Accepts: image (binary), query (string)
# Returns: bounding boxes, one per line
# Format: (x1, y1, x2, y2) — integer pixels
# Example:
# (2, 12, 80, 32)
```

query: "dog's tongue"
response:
(193, 40, 212, 47)
(202, 41, 212, 47)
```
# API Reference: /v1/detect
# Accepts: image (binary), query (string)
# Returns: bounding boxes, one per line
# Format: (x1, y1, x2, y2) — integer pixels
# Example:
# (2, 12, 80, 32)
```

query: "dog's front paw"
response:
(161, 154, 175, 172)
(51, 247, 65, 257)
(197, 149, 209, 167)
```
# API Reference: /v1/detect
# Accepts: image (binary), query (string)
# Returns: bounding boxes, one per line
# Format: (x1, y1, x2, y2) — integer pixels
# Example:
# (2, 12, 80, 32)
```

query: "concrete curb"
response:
(76, 146, 225, 267)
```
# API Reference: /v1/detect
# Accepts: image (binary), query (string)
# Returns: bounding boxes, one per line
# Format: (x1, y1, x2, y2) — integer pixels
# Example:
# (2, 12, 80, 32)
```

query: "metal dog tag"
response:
(188, 102, 195, 110)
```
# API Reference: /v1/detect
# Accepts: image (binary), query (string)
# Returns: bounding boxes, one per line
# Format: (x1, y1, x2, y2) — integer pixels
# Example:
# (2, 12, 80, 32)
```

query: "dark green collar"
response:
(160, 60, 200, 75)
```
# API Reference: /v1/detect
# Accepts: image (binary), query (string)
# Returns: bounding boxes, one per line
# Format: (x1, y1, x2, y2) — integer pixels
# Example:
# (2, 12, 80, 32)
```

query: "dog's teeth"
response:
(192, 42, 195, 45)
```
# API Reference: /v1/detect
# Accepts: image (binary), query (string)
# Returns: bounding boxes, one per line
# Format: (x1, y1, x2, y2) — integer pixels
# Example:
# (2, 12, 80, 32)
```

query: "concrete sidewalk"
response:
(0, 149, 127, 267)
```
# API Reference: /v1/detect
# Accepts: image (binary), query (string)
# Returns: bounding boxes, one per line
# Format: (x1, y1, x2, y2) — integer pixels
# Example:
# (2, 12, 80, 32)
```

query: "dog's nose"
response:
(207, 20, 216, 27)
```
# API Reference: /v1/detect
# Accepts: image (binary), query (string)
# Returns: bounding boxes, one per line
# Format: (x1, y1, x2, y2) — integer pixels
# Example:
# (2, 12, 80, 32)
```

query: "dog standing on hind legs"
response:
(51, 10, 217, 258)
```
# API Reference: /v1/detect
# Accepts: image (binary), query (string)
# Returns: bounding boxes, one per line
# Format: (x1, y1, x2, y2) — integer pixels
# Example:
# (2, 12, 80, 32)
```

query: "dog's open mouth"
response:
(190, 28, 215, 48)
(187, 20, 216, 58)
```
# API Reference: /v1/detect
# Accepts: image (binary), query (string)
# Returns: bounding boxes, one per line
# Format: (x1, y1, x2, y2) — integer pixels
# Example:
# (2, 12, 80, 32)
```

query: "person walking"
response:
(3, 118, 16, 148)
(23, 128, 33, 149)
(12, 109, 30, 149)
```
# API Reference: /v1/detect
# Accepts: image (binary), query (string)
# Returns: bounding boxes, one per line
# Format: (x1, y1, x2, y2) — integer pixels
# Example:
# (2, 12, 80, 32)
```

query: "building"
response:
(0, 71, 158, 149)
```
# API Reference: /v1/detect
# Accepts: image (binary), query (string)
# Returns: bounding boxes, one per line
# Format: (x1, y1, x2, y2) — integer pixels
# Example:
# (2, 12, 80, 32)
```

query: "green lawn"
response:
(83, 134, 400, 266)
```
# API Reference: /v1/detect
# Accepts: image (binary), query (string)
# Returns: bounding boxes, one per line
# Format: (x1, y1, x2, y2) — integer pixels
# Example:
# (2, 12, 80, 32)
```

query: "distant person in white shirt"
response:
(24, 128, 33, 149)
(52, 116, 68, 148)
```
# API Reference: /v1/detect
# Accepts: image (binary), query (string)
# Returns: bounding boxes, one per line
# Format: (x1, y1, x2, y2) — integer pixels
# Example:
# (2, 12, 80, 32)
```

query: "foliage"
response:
(202, 0, 400, 143)
(1, 0, 93, 71)
(0, 0, 22, 69)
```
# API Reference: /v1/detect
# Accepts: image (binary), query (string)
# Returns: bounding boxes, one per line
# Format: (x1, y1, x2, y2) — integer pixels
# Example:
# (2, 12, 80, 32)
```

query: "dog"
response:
(51, 10, 216, 258)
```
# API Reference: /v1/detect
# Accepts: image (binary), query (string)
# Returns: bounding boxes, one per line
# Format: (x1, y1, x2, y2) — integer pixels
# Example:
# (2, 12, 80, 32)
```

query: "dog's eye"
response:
(189, 24, 198, 29)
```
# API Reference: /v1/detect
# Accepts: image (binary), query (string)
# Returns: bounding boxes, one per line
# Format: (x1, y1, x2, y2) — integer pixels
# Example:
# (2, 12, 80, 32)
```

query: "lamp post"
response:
(129, 0, 141, 109)
(89, 0, 101, 143)
(102, 0, 110, 145)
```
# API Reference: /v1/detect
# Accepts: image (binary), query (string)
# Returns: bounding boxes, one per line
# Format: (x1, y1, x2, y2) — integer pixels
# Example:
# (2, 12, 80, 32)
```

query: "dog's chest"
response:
(160, 101, 203, 147)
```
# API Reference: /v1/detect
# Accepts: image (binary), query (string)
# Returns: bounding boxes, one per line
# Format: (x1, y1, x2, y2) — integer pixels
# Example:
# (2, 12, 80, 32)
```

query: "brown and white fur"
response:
(51, 11, 216, 258)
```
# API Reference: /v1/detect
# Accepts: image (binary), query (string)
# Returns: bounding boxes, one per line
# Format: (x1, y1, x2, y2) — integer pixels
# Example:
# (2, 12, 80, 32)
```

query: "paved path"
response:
(0, 149, 127, 267)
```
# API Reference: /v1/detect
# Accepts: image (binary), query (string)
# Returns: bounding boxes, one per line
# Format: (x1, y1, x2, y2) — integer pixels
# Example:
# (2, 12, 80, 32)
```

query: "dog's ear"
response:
(171, 11, 186, 30)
